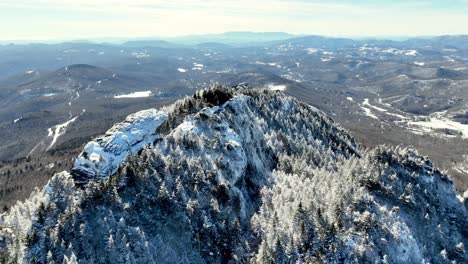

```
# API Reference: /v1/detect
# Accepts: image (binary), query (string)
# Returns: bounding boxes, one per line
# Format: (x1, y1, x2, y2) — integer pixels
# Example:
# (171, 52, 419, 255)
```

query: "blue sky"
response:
(1, 0, 468, 41)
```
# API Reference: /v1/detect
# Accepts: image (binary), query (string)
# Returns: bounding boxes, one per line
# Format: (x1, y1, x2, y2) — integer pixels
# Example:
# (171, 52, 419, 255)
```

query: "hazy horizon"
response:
(1, 31, 466, 45)
(1, 0, 468, 42)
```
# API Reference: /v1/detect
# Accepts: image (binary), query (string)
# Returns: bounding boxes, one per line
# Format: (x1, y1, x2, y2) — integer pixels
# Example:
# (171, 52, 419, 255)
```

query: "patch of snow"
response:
(381, 48, 419, 56)
(408, 117, 468, 138)
(385, 112, 409, 121)
(355, 61, 370, 69)
(177, 68, 187, 73)
(114, 91, 152, 99)
(359, 45, 380, 52)
(363, 98, 387, 112)
(454, 155, 468, 178)
(192, 63, 204, 70)
(25, 70, 35, 74)
(267, 84, 287, 91)
(63, 49, 78, 53)
(73, 109, 168, 180)
(405, 50, 418, 56)
(360, 106, 378, 119)
(443, 48, 457, 52)
(281, 74, 302, 83)
(444, 56, 455, 62)
(13, 117, 23, 123)
(321, 58, 332, 62)
(254, 61, 280, 67)
(131, 52, 150, 58)
(47, 116, 79, 150)
(346, 97, 354, 102)
(414, 61, 425, 66)
(306, 48, 319, 54)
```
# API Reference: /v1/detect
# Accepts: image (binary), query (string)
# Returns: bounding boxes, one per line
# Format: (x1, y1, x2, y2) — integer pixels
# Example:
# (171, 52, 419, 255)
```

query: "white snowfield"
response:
(114, 91, 152, 98)
(409, 117, 468, 139)
(73, 109, 168, 179)
(267, 84, 287, 91)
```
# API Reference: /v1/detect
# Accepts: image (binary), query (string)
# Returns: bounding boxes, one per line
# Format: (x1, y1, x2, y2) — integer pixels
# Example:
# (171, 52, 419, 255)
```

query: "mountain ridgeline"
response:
(0, 86, 466, 263)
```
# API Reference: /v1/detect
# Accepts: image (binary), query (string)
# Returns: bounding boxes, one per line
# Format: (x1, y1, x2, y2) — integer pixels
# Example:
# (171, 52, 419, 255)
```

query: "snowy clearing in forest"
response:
(47, 116, 79, 150)
(408, 117, 468, 138)
(363, 98, 387, 112)
(360, 106, 378, 119)
(267, 84, 287, 91)
(114, 91, 152, 98)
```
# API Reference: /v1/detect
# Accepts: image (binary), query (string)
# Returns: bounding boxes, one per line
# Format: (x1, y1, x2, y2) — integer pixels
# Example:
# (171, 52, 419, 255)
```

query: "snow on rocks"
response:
(170, 97, 248, 184)
(73, 109, 168, 180)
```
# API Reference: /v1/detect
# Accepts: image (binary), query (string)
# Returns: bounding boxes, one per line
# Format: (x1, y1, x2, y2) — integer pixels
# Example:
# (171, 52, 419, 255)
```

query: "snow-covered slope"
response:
(0, 86, 466, 264)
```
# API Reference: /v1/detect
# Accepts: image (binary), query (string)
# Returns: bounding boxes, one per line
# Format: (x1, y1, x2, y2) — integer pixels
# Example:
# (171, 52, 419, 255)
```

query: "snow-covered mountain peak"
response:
(1, 86, 466, 264)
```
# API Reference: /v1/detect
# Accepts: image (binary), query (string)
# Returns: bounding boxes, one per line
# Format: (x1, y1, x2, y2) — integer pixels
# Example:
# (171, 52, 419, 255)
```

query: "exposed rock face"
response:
(72, 109, 168, 182)
(0, 86, 465, 264)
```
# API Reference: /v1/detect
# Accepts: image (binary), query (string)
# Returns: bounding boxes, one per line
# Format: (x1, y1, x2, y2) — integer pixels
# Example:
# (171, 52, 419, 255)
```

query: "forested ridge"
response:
(0, 86, 466, 263)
